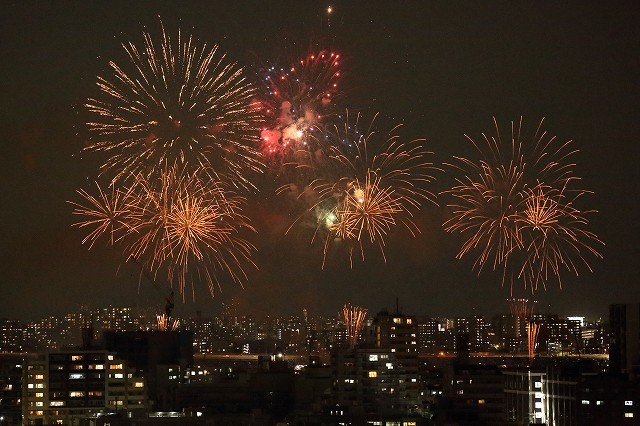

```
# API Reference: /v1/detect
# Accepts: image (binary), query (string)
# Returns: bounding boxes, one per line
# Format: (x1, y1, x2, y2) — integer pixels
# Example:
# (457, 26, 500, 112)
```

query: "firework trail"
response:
(85, 21, 263, 189)
(444, 117, 602, 293)
(292, 112, 439, 267)
(342, 304, 367, 348)
(506, 298, 540, 361)
(527, 321, 540, 362)
(70, 166, 257, 300)
(255, 50, 343, 164)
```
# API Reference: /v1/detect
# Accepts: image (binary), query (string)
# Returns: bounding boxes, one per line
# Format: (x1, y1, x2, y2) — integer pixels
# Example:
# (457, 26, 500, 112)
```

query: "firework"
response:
(294, 113, 438, 267)
(342, 304, 367, 348)
(506, 298, 540, 361)
(70, 166, 256, 300)
(527, 321, 541, 362)
(256, 50, 343, 162)
(85, 22, 263, 188)
(444, 117, 601, 293)
(157, 314, 180, 331)
(516, 184, 603, 291)
(507, 297, 536, 318)
(69, 183, 135, 248)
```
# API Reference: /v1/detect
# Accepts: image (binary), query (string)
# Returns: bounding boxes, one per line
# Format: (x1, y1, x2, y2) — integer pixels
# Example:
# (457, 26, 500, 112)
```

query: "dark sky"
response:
(1, 1, 639, 321)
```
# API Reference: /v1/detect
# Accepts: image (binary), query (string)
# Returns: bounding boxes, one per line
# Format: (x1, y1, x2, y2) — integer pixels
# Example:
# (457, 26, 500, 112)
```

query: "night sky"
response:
(1, 2, 638, 321)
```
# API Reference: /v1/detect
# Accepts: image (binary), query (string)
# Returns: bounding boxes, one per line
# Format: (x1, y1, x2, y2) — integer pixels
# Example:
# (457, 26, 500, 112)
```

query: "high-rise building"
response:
(504, 367, 577, 426)
(0, 354, 25, 425)
(22, 349, 146, 425)
(330, 347, 419, 421)
(0, 319, 26, 353)
(367, 310, 420, 408)
(610, 303, 640, 380)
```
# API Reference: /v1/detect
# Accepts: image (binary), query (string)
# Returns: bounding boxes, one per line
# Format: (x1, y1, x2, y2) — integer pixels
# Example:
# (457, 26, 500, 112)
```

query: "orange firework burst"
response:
(445, 117, 602, 293)
(516, 184, 603, 292)
(85, 21, 263, 189)
(342, 304, 367, 348)
(292, 112, 439, 267)
(326, 174, 402, 267)
(69, 183, 135, 248)
(70, 167, 256, 300)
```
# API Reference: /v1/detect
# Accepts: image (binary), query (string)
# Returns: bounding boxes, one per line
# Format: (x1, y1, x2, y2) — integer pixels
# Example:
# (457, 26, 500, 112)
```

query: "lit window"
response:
(368, 371, 378, 378)
(35, 411, 43, 416)
(369, 354, 379, 361)
(36, 401, 43, 407)
(70, 391, 85, 397)
(89, 364, 104, 370)
(625, 401, 633, 406)
(535, 402, 543, 409)
(535, 381, 542, 388)
(108, 355, 114, 360)
(478, 399, 485, 404)
(625, 413, 634, 418)
(386, 363, 393, 369)
(535, 392, 543, 399)
(582, 400, 590, 405)
(134, 382, 144, 388)
(596, 400, 604, 406)
(109, 364, 123, 370)
(391, 348, 396, 353)
(50, 401, 65, 407)
(456, 390, 464, 395)
(112, 373, 124, 379)
(28, 384, 34, 389)
(71, 355, 84, 361)
(69, 373, 85, 380)
(34, 374, 44, 380)
(36, 383, 44, 389)
(35, 392, 44, 398)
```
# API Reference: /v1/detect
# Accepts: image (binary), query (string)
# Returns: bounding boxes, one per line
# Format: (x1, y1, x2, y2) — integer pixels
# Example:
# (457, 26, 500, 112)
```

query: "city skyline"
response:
(1, 2, 639, 321)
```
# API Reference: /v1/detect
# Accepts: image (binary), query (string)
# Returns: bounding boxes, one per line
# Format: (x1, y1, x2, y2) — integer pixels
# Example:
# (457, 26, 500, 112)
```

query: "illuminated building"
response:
(0, 319, 26, 353)
(331, 347, 420, 421)
(504, 367, 577, 426)
(441, 363, 504, 425)
(22, 350, 146, 425)
(417, 317, 438, 353)
(367, 309, 420, 409)
(0, 354, 25, 425)
(103, 329, 193, 411)
(576, 374, 639, 425)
